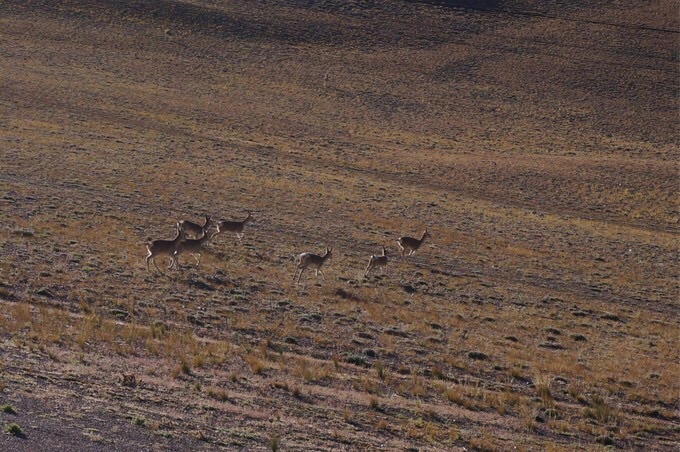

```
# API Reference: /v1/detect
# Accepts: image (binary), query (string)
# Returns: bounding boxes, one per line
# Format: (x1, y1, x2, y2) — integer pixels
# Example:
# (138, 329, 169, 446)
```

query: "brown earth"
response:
(0, 0, 678, 450)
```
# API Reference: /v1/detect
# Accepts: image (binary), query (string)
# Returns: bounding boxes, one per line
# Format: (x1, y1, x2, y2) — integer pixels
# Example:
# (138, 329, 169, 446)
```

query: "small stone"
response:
(540, 342, 565, 350)
(363, 349, 377, 358)
(344, 355, 367, 367)
(601, 313, 623, 322)
(36, 287, 55, 298)
(13, 228, 34, 237)
(402, 284, 417, 294)
(356, 331, 374, 340)
(110, 309, 130, 320)
(385, 328, 409, 338)
(468, 351, 488, 360)
(187, 314, 204, 326)
(596, 435, 614, 446)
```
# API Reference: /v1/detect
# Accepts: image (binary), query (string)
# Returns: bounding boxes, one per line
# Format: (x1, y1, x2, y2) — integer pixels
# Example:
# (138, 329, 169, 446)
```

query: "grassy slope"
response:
(0, 0, 678, 450)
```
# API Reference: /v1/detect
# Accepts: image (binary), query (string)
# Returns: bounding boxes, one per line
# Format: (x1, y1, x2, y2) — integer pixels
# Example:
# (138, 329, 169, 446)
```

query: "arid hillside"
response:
(0, 0, 678, 450)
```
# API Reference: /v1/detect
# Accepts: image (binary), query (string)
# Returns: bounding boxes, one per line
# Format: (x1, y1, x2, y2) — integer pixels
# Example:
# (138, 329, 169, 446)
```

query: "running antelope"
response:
(178, 214, 216, 239)
(215, 212, 252, 242)
(364, 246, 388, 277)
(294, 247, 332, 284)
(146, 224, 185, 274)
(396, 228, 430, 257)
(175, 228, 215, 268)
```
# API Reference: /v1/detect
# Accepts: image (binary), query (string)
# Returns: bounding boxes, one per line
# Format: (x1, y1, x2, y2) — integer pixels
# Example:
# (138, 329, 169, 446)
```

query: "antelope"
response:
(146, 224, 184, 274)
(364, 246, 388, 277)
(215, 212, 252, 242)
(396, 228, 430, 258)
(294, 247, 332, 284)
(174, 228, 215, 268)
(177, 214, 216, 239)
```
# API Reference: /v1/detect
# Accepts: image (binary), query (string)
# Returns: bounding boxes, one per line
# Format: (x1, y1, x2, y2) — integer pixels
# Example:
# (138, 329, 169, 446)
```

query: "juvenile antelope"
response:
(294, 247, 332, 284)
(396, 228, 430, 258)
(146, 224, 184, 274)
(175, 228, 215, 268)
(178, 214, 215, 239)
(215, 212, 252, 242)
(364, 246, 388, 277)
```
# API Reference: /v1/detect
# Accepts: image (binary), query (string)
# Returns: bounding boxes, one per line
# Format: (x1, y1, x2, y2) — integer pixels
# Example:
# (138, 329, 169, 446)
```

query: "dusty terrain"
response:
(0, 0, 678, 450)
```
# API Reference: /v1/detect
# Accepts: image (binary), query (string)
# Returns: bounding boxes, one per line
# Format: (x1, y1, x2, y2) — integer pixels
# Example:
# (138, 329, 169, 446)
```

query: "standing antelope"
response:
(175, 228, 215, 268)
(397, 228, 430, 258)
(294, 247, 332, 284)
(364, 246, 388, 277)
(146, 224, 184, 274)
(215, 212, 252, 242)
(178, 214, 216, 239)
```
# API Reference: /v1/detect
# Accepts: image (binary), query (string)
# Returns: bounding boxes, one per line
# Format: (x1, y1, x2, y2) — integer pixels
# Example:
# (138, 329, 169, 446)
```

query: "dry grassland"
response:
(0, 0, 678, 450)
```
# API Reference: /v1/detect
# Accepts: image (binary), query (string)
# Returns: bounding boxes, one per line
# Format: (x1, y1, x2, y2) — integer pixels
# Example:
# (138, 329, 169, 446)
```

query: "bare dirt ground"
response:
(0, 0, 678, 450)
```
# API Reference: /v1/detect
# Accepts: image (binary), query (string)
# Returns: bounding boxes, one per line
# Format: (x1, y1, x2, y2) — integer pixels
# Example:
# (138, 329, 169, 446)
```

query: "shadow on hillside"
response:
(12, 0, 340, 46)
(405, 0, 506, 11)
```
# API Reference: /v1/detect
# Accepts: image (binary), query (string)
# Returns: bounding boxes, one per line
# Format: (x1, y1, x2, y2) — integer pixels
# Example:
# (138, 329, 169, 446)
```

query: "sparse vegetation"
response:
(4, 423, 24, 436)
(269, 434, 281, 452)
(206, 386, 229, 402)
(244, 354, 267, 376)
(375, 361, 385, 381)
(584, 395, 617, 424)
(133, 416, 146, 427)
(1, 405, 17, 415)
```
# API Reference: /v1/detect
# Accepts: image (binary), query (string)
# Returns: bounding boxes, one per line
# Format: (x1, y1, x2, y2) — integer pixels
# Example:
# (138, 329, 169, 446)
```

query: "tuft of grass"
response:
(485, 392, 506, 415)
(291, 386, 302, 398)
(244, 355, 266, 375)
(444, 385, 476, 410)
(170, 359, 192, 378)
(293, 358, 331, 383)
(584, 395, 617, 424)
(269, 434, 280, 451)
(271, 381, 289, 391)
(468, 432, 497, 451)
(375, 361, 385, 381)
(133, 416, 146, 426)
(410, 376, 428, 398)
(1, 405, 17, 415)
(120, 373, 137, 388)
(431, 365, 445, 380)
(192, 353, 206, 368)
(206, 386, 229, 402)
(4, 423, 24, 436)
(534, 374, 554, 408)
(195, 430, 210, 442)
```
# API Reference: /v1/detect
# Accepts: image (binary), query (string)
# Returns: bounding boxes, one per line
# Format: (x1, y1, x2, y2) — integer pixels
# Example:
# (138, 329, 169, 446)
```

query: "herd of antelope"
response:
(145, 213, 251, 274)
(145, 211, 430, 284)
